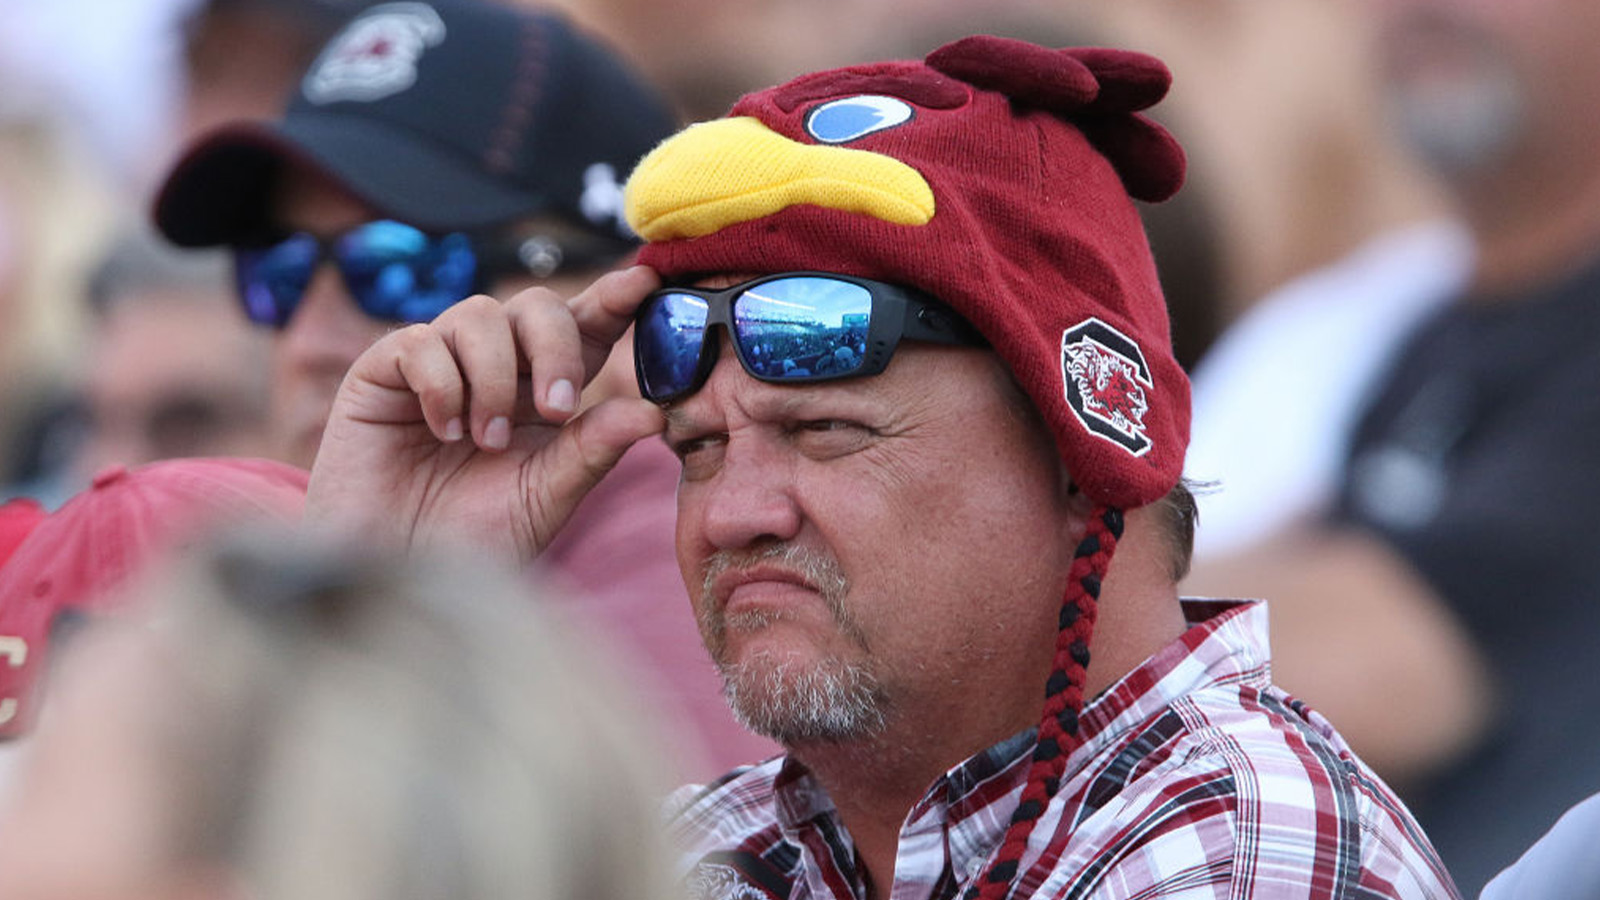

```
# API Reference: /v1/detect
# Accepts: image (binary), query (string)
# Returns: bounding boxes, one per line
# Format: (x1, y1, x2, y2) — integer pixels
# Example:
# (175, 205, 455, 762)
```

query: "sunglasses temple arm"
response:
(901, 299, 987, 347)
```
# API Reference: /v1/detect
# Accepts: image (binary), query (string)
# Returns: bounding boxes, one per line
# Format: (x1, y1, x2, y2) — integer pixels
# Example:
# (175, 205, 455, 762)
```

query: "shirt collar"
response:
(765, 599, 1270, 883)
(1075, 598, 1270, 759)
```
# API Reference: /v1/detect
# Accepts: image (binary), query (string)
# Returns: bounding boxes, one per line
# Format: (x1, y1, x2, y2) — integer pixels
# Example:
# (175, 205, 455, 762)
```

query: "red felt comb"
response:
(927, 36, 1185, 202)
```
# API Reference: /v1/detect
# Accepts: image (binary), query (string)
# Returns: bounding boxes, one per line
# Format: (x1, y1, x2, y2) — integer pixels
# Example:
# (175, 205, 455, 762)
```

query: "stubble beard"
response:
(699, 544, 889, 745)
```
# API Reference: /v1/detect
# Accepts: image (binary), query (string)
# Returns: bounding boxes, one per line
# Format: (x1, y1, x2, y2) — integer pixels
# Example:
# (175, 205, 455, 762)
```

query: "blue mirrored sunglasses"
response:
(233, 220, 617, 329)
(633, 271, 985, 403)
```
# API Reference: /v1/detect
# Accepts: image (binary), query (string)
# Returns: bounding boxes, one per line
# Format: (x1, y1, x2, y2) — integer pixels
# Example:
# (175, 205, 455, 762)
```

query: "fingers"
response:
(521, 397, 667, 547)
(378, 322, 470, 441)
(566, 265, 661, 376)
(423, 287, 584, 447)
(503, 263, 659, 424)
(506, 289, 586, 423)
(436, 294, 520, 448)
(350, 266, 661, 452)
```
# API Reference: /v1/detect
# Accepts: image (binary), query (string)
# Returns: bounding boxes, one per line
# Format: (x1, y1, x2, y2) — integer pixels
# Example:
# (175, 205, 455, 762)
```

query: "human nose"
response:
(275, 265, 381, 369)
(688, 357, 804, 552)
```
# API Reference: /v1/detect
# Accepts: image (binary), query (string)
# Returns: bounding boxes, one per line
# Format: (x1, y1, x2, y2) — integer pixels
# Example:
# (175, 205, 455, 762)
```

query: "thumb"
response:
(522, 398, 667, 549)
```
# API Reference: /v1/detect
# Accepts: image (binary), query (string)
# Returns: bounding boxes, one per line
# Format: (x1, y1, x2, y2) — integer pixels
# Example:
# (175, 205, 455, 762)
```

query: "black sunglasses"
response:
(633, 271, 985, 403)
(233, 220, 621, 329)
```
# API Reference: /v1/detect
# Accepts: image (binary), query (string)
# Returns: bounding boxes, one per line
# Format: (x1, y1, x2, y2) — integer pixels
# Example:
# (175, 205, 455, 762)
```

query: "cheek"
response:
(673, 490, 716, 615)
(821, 452, 1073, 639)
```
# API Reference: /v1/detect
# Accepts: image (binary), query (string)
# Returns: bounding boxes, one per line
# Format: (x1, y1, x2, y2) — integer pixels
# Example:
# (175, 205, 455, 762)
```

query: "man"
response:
(154, 0, 676, 471)
(151, 0, 776, 777)
(71, 230, 275, 481)
(303, 36, 1459, 898)
(1182, 0, 1600, 891)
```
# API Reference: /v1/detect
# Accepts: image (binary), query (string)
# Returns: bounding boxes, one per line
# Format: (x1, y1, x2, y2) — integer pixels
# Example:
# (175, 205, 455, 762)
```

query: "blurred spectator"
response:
(0, 532, 676, 900)
(1087, 0, 1448, 318)
(1183, 0, 1600, 891)
(0, 0, 197, 191)
(0, 117, 117, 498)
(155, 0, 676, 468)
(0, 0, 351, 499)
(68, 228, 276, 483)
(1185, 221, 1474, 556)
(153, 0, 777, 776)
(1150, 0, 1476, 555)
(2, 226, 277, 503)
(0, 457, 308, 742)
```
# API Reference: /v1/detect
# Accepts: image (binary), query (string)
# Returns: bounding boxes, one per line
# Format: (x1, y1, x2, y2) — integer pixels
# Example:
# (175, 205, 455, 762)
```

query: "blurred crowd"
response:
(1, 0, 1598, 896)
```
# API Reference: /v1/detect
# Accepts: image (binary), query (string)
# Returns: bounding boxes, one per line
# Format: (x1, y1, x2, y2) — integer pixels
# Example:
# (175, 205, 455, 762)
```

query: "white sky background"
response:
(0, 0, 203, 189)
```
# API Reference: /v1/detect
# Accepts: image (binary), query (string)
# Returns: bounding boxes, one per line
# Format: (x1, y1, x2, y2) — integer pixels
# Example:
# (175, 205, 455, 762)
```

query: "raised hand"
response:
(303, 265, 667, 565)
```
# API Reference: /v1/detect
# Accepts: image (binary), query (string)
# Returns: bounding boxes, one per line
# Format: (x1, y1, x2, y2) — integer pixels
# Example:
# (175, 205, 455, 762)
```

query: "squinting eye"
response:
(805, 95, 915, 144)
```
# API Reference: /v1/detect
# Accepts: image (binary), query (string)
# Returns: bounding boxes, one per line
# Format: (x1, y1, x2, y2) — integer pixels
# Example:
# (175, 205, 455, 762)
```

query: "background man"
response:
(302, 36, 1459, 898)
(151, 0, 776, 777)
(1182, 0, 1600, 890)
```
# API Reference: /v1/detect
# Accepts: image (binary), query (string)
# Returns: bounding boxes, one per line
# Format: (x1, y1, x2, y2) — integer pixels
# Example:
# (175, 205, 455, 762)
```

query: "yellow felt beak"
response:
(623, 117, 935, 242)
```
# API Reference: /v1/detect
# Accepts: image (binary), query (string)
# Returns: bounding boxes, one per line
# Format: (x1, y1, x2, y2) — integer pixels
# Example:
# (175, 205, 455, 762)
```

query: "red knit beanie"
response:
(625, 35, 1188, 900)
(627, 35, 1188, 511)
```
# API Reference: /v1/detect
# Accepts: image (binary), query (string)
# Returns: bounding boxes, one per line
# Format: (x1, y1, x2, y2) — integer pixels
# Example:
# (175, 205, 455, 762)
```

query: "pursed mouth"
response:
(709, 564, 819, 614)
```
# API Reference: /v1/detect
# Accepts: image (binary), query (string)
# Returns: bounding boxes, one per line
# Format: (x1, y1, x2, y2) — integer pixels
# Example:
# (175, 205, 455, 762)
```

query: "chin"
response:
(719, 651, 889, 744)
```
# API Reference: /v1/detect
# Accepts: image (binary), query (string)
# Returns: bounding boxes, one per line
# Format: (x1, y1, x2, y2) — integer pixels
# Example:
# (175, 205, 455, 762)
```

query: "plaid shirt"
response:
(667, 600, 1460, 900)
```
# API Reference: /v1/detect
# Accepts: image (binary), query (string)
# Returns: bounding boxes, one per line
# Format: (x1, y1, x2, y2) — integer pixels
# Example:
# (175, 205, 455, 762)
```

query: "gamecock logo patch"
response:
(1060, 318, 1154, 457)
(302, 2, 446, 105)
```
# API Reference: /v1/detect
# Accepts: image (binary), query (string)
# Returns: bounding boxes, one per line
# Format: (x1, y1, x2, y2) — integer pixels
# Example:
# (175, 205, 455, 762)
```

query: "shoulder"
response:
(1038, 687, 1458, 897)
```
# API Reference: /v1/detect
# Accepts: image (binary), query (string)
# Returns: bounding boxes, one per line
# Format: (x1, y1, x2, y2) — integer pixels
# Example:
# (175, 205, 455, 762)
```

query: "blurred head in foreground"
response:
(0, 534, 674, 900)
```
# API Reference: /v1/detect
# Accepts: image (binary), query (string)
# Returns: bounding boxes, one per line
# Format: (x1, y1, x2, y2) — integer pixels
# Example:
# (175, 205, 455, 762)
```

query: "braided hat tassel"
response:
(965, 504, 1123, 900)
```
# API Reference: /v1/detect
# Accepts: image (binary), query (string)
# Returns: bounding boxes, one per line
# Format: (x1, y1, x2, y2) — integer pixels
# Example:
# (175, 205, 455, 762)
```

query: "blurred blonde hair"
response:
(134, 531, 676, 900)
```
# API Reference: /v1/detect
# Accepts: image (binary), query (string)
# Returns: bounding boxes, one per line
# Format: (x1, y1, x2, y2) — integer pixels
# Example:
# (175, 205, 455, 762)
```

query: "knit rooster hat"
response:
(625, 35, 1188, 899)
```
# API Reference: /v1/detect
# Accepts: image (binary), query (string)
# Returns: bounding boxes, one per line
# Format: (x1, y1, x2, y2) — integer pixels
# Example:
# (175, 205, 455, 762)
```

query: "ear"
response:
(1057, 464, 1095, 543)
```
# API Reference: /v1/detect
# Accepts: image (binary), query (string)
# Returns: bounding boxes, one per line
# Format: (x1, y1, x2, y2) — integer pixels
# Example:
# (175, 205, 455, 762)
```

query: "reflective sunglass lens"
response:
(337, 223, 478, 323)
(637, 291, 712, 400)
(236, 234, 320, 328)
(734, 277, 871, 380)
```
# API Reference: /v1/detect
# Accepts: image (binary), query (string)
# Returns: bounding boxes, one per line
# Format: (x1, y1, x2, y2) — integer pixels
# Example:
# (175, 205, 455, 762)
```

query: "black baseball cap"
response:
(155, 0, 678, 250)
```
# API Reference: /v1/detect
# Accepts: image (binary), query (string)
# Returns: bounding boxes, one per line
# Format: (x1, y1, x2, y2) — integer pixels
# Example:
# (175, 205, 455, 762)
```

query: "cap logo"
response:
(302, 2, 446, 105)
(1061, 317, 1153, 457)
(804, 95, 915, 144)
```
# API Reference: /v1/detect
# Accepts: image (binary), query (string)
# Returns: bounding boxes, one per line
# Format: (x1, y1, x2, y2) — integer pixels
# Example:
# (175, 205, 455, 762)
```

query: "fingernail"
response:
(484, 416, 511, 450)
(443, 418, 464, 442)
(548, 379, 577, 413)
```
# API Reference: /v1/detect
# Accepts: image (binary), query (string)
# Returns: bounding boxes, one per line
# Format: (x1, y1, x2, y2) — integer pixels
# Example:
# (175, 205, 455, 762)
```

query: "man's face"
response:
(666, 325, 1088, 751)
(263, 165, 598, 468)
(1373, 0, 1600, 178)
(75, 292, 273, 481)
(265, 168, 395, 469)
